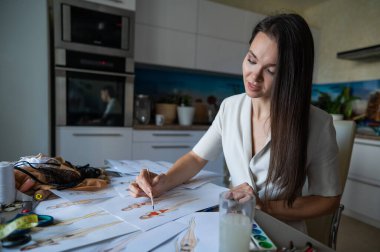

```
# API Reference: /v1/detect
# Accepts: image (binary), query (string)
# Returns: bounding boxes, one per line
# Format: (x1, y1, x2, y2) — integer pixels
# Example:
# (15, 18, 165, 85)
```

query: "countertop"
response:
(133, 124, 210, 131)
(355, 134, 380, 141)
(133, 124, 380, 141)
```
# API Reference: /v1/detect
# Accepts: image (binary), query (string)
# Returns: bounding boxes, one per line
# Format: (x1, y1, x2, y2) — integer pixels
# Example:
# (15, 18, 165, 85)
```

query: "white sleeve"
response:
(307, 116, 341, 196)
(192, 100, 225, 161)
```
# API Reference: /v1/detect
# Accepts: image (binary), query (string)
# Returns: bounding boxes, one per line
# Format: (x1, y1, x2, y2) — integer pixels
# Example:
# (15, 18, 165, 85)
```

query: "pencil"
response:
(147, 169, 155, 210)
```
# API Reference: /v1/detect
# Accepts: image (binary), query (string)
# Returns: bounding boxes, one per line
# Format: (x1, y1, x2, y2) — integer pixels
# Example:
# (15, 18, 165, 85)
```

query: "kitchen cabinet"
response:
(195, 35, 247, 74)
(135, 23, 196, 69)
(135, 0, 197, 33)
(134, 0, 266, 75)
(341, 137, 380, 229)
(56, 127, 133, 167)
(132, 130, 225, 180)
(134, 0, 197, 68)
(197, 0, 265, 43)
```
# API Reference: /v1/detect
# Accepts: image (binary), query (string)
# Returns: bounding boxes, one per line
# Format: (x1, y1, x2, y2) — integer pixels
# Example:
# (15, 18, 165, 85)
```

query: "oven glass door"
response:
(66, 71, 125, 126)
(66, 5, 129, 50)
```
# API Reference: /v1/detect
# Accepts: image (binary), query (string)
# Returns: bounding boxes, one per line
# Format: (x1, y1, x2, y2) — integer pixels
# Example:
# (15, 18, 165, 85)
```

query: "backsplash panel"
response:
(134, 64, 244, 106)
(312, 79, 380, 102)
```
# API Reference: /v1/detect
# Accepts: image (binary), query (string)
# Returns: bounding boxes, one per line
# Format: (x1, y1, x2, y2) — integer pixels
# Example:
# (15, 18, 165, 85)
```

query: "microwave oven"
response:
(53, 0, 135, 57)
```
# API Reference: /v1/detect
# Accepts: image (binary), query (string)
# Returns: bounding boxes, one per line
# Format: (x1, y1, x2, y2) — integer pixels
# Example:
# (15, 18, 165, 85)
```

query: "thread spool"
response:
(0, 161, 16, 205)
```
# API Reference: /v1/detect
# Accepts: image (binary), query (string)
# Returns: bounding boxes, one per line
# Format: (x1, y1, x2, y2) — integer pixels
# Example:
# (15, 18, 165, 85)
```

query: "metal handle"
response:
(55, 66, 134, 77)
(151, 145, 191, 149)
(152, 133, 191, 137)
(73, 133, 122, 137)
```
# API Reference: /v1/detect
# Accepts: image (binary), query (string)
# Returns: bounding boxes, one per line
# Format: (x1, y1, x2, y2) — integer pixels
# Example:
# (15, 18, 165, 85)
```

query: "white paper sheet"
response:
(153, 212, 220, 252)
(35, 197, 109, 214)
(50, 186, 118, 202)
(98, 183, 227, 231)
(99, 221, 186, 252)
(105, 159, 169, 175)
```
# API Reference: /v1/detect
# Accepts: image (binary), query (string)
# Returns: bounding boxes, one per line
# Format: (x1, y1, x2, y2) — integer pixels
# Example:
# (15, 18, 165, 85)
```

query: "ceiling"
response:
(210, 0, 329, 16)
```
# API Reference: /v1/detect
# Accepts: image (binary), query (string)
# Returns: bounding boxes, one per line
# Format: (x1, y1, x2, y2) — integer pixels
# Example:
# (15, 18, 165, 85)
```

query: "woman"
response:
(129, 13, 341, 232)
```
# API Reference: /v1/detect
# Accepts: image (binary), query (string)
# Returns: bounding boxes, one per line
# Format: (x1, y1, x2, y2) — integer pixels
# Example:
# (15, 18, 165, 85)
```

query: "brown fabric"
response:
(14, 156, 109, 197)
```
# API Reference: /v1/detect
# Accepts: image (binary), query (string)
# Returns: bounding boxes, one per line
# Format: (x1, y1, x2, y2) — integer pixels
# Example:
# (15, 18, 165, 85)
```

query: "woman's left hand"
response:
(228, 183, 265, 210)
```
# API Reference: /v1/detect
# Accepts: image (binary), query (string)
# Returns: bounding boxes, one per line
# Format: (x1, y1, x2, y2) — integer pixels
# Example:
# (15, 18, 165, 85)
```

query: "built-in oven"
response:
(55, 49, 134, 127)
(53, 0, 134, 59)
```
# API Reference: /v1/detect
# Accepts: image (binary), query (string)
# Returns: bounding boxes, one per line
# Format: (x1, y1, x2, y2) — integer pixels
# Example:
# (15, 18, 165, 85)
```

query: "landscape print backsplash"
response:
(135, 64, 380, 134)
(312, 79, 380, 135)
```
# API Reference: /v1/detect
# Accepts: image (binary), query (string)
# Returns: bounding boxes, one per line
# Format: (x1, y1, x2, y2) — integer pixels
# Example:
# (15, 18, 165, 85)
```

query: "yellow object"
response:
(0, 214, 38, 239)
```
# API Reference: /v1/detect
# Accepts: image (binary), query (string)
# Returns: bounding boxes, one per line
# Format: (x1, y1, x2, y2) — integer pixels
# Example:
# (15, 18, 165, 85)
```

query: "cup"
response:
(155, 114, 165, 126)
(219, 191, 255, 252)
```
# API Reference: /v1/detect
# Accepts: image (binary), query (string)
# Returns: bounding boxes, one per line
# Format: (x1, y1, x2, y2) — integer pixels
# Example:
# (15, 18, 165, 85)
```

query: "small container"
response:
(135, 94, 151, 125)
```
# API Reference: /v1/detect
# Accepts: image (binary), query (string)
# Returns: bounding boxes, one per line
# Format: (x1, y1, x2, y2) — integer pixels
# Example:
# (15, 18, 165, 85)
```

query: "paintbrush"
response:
(147, 169, 155, 210)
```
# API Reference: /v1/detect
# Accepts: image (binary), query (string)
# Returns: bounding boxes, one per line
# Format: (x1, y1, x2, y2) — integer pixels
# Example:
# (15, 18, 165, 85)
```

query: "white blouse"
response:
(193, 93, 341, 231)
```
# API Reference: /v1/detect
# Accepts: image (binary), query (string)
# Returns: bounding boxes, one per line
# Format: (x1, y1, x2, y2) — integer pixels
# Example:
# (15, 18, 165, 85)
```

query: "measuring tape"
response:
(0, 214, 38, 240)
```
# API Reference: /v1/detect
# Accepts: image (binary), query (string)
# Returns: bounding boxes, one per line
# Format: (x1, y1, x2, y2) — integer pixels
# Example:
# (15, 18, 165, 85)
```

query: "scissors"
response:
(1, 201, 54, 248)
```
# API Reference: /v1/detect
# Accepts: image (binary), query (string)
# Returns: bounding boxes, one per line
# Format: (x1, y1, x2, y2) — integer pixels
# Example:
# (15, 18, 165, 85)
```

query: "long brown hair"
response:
(250, 14, 314, 206)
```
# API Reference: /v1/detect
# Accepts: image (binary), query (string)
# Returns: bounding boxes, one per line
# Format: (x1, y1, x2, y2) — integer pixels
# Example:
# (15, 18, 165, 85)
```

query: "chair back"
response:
(333, 120, 356, 191)
(306, 120, 356, 247)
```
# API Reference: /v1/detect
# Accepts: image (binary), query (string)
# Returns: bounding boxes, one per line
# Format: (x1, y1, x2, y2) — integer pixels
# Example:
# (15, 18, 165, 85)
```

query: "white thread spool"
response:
(0, 161, 16, 205)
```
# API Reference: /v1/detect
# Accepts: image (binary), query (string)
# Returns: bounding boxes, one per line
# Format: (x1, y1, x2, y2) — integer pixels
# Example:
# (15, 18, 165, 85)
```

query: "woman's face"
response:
(242, 32, 278, 100)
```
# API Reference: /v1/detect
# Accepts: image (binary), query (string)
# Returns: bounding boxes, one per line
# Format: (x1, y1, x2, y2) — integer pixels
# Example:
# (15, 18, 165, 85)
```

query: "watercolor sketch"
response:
(17, 205, 139, 252)
(98, 183, 227, 231)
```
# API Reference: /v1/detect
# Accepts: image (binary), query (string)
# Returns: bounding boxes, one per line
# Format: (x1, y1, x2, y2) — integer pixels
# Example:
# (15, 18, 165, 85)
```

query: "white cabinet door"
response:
(56, 127, 133, 167)
(196, 35, 247, 75)
(136, 0, 197, 33)
(135, 23, 196, 69)
(132, 130, 225, 177)
(198, 0, 265, 44)
(132, 142, 193, 163)
(341, 138, 380, 228)
(198, 0, 247, 43)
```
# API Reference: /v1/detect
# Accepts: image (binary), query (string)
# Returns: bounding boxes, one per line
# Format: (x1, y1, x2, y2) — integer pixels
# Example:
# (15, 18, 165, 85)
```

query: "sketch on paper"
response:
(105, 159, 169, 175)
(139, 198, 198, 220)
(21, 221, 122, 251)
(18, 205, 139, 252)
(50, 186, 117, 202)
(98, 222, 186, 252)
(154, 212, 219, 252)
(46, 199, 102, 210)
(121, 191, 182, 212)
(98, 183, 227, 231)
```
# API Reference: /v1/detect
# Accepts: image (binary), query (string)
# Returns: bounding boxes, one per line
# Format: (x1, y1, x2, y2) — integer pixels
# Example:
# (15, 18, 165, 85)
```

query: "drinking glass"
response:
(219, 191, 255, 252)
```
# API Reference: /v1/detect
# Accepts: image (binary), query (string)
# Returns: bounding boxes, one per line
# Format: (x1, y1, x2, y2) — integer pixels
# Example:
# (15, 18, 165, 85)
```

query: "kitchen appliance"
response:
(52, 0, 135, 127)
(134, 94, 151, 125)
(53, 0, 134, 59)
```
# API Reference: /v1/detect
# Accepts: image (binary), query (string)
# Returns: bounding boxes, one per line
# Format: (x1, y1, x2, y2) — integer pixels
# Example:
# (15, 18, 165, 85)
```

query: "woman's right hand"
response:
(129, 169, 169, 198)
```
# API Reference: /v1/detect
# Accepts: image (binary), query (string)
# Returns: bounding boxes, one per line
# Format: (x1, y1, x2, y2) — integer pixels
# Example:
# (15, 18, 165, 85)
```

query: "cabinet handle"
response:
(151, 145, 191, 149)
(152, 133, 191, 137)
(73, 133, 122, 137)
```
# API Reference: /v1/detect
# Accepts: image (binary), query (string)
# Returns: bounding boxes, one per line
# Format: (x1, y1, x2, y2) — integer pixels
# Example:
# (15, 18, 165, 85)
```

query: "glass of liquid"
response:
(135, 94, 151, 125)
(219, 191, 255, 252)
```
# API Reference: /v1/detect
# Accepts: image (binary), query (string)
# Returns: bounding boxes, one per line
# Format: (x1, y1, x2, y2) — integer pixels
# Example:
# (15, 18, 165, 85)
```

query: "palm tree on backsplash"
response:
(313, 87, 359, 119)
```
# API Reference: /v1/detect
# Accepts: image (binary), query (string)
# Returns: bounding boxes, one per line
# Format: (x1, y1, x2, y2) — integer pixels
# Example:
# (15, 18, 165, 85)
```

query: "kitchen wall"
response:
(0, 0, 50, 161)
(304, 0, 380, 83)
